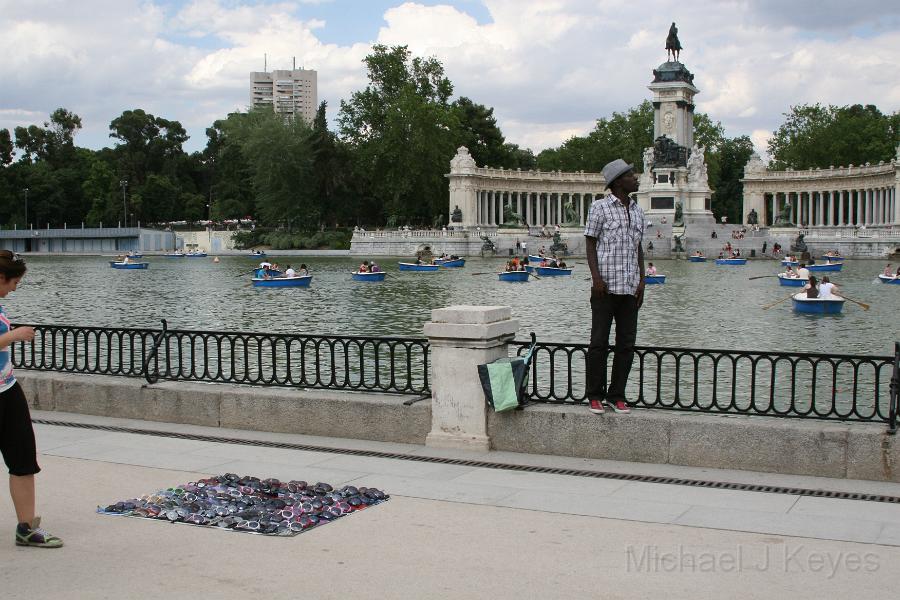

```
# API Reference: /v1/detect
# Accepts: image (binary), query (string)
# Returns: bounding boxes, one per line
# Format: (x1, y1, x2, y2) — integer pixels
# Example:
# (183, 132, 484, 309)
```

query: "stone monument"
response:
(635, 24, 713, 224)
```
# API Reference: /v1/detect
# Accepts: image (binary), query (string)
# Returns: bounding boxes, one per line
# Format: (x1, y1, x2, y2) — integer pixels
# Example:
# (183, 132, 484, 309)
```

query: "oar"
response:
(470, 272, 495, 275)
(749, 275, 778, 280)
(836, 294, 870, 311)
(234, 268, 258, 278)
(762, 292, 796, 310)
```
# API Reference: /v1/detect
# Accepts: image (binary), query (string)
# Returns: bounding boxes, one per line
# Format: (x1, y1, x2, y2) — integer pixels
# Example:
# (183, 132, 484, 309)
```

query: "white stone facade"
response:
(741, 155, 900, 227)
(446, 147, 607, 228)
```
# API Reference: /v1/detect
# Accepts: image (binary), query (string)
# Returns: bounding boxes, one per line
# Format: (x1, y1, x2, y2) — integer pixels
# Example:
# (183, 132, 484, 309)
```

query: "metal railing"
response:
(11, 322, 429, 396)
(514, 340, 896, 426)
(10, 321, 897, 429)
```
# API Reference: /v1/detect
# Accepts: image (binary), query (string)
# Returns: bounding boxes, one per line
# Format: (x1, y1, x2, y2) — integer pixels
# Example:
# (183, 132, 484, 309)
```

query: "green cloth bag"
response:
(478, 334, 536, 412)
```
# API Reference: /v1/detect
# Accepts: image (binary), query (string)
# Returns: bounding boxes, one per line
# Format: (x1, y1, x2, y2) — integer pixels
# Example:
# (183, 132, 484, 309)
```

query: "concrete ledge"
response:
(487, 403, 900, 483)
(17, 371, 900, 482)
(18, 371, 430, 445)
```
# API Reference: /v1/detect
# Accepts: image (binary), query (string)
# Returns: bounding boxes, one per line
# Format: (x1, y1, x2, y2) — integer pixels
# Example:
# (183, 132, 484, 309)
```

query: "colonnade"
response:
(763, 187, 897, 227)
(474, 190, 602, 227)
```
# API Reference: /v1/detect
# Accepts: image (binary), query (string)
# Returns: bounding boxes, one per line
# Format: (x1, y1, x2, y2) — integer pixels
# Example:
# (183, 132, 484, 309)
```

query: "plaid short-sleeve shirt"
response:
(583, 193, 645, 295)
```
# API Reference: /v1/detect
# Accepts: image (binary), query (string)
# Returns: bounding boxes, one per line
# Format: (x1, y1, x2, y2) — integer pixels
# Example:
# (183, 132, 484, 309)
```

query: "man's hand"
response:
(13, 326, 35, 342)
(636, 280, 646, 308)
(591, 277, 608, 299)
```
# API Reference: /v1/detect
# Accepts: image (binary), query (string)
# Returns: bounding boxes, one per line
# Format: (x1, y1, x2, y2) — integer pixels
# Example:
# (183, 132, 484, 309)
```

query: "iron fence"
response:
(513, 340, 896, 425)
(11, 321, 898, 429)
(11, 322, 429, 396)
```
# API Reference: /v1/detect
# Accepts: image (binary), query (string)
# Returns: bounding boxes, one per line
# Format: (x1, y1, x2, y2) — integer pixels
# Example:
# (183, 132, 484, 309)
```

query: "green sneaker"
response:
(15, 517, 63, 548)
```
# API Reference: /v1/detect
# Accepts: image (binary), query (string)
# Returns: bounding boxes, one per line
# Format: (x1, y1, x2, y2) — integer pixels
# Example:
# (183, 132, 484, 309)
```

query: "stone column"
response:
(837, 190, 844, 226)
(816, 192, 823, 226)
(424, 305, 519, 451)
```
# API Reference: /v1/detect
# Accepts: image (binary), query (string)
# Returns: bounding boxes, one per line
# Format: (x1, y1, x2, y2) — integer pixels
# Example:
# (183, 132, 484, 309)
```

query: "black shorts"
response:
(0, 382, 41, 476)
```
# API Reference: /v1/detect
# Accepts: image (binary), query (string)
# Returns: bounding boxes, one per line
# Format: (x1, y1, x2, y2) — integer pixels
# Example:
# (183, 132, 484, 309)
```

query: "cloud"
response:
(0, 0, 898, 159)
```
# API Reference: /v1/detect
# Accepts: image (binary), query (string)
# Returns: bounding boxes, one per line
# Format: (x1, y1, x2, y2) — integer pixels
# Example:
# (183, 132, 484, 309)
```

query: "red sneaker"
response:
(607, 400, 631, 414)
(588, 398, 605, 414)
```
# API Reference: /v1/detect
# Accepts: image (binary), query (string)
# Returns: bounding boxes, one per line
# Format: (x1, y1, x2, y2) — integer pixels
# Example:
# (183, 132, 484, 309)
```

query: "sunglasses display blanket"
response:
(97, 474, 389, 536)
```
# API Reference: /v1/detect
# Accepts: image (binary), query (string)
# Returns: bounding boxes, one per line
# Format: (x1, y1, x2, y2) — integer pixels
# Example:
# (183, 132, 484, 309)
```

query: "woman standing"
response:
(0, 250, 62, 548)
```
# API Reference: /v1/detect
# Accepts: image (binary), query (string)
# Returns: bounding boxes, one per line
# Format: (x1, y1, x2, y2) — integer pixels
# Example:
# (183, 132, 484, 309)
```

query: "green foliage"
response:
(338, 44, 458, 224)
(711, 135, 755, 223)
(767, 104, 899, 170)
(232, 228, 352, 250)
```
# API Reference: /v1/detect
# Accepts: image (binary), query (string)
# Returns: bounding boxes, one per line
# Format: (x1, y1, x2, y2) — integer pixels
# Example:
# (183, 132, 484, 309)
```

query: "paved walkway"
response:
(3, 410, 900, 599)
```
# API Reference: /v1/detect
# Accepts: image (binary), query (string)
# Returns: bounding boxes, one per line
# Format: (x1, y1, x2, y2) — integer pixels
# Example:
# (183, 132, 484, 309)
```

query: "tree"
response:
(711, 135, 755, 223)
(338, 45, 458, 224)
(452, 97, 511, 168)
(1, 128, 14, 166)
(768, 104, 899, 170)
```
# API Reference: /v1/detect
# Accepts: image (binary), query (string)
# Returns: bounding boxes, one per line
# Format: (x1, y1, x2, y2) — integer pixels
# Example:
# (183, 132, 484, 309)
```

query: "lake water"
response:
(5, 255, 899, 356)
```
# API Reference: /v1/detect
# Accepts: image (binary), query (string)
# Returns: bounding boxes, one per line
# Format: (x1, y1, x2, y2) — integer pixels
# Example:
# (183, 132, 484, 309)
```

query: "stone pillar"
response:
(424, 306, 519, 451)
(816, 192, 823, 226)
(837, 190, 844, 226)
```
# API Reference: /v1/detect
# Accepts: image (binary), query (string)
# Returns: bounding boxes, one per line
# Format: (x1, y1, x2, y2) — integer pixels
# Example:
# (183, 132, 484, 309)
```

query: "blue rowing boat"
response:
(807, 262, 842, 272)
(109, 261, 148, 270)
(792, 293, 844, 314)
(251, 275, 312, 288)
(499, 271, 529, 282)
(398, 262, 439, 272)
(164, 252, 185, 258)
(878, 274, 900, 285)
(527, 255, 546, 264)
(436, 258, 465, 268)
(645, 274, 666, 284)
(781, 259, 798, 266)
(688, 255, 707, 262)
(535, 266, 572, 277)
(185, 252, 207, 258)
(777, 273, 807, 287)
(352, 271, 386, 282)
(715, 258, 747, 265)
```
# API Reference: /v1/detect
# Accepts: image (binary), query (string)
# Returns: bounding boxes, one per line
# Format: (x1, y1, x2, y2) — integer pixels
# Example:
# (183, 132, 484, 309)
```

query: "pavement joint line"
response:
(33, 418, 900, 505)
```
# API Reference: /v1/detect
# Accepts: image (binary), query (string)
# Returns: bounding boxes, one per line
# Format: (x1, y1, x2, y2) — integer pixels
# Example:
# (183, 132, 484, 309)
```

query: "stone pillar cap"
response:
(430, 305, 511, 325)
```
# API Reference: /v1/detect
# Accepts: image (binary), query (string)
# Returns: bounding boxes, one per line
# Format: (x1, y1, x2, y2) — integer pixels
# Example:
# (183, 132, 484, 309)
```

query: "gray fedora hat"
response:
(601, 159, 633, 188)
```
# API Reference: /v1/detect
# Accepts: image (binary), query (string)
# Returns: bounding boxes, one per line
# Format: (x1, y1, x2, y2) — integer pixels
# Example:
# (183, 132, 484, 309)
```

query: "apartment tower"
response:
(250, 67, 317, 122)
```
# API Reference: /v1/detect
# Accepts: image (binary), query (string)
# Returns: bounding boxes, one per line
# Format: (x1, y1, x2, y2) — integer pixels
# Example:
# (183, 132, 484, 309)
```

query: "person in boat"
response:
(369, 262, 381, 273)
(818, 276, 838, 299)
(284, 264, 296, 278)
(298, 264, 309, 276)
(538, 245, 547, 257)
(884, 264, 893, 277)
(717, 252, 725, 259)
(509, 257, 520, 271)
(358, 261, 370, 273)
(646, 263, 657, 276)
(521, 255, 530, 266)
(796, 263, 810, 280)
(785, 266, 797, 278)
(121, 255, 130, 264)
(804, 275, 819, 298)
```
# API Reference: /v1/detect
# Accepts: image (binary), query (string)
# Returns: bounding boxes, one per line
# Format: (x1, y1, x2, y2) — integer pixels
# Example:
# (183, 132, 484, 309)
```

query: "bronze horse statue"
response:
(666, 22, 682, 62)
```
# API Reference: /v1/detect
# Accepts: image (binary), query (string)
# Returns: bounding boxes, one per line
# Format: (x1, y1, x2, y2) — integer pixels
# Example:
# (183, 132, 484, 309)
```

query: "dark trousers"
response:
(586, 292, 639, 401)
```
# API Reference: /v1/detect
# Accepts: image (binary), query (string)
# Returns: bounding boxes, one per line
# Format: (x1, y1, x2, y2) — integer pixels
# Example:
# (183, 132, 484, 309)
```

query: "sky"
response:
(1, 0, 899, 159)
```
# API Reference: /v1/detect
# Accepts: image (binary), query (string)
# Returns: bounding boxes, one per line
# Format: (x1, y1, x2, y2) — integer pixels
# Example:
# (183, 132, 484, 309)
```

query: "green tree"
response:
(0, 128, 14, 166)
(452, 97, 512, 168)
(768, 104, 899, 170)
(711, 135, 755, 223)
(338, 45, 458, 224)
(203, 115, 254, 220)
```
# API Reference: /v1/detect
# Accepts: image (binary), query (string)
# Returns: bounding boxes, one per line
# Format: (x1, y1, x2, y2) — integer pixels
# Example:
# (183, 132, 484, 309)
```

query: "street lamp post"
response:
(23, 187, 29, 228)
(119, 179, 128, 228)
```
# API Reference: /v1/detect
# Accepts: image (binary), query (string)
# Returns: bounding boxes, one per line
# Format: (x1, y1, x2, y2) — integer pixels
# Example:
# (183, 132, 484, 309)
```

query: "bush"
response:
(232, 228, 352, 250)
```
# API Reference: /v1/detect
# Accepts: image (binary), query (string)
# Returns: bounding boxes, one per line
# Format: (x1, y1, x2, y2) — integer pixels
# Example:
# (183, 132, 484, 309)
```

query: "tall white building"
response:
(250, 68, 318, 122)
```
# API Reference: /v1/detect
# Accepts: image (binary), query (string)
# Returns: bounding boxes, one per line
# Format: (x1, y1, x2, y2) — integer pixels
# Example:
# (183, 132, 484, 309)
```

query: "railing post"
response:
(424, 305, 518, 451)
(889, 341, 899, 435)
(142, 319, 167, 385)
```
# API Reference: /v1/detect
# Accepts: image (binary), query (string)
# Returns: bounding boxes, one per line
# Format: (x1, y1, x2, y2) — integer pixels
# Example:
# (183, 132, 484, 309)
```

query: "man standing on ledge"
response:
(584, 159, 646, 414)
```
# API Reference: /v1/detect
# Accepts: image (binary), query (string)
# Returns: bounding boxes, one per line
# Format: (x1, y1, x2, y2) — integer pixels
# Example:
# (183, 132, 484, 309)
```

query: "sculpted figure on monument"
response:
(687, 144, 707, 181)
(747, 208, 759, 226)
(666, 22, 682, 61)
(674, 201, 684, 227)
(774, 201, 794, 227)
(672, 233, 685, 253)
(562, 200, 579, 226)
(790, 233, 808, 255)
(450, 205, 462, 223)
(502, 205, 524, 227)
(643, 146, 655, 174)
(653, 136, 687, 167)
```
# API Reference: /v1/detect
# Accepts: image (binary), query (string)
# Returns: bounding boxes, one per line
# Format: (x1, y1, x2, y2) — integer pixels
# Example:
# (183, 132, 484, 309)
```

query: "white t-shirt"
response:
(796, 267, 810, 279)
(818, 282, 835, 298)
(285, 268, 296, 278)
